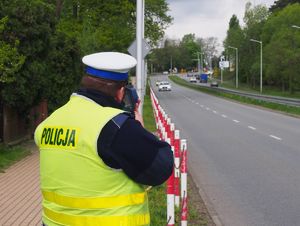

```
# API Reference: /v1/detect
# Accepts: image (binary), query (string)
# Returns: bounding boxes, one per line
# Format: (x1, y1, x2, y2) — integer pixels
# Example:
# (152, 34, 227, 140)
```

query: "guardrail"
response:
(177, 75, 300, 107)
(217, 87, 300, 107)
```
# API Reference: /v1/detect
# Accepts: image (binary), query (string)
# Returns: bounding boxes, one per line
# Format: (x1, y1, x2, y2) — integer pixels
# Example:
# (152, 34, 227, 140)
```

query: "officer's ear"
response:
(115, 86, 125, 103)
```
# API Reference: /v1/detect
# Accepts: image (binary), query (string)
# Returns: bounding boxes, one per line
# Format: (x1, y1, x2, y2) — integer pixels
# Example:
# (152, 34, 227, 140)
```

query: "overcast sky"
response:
(165, 0, 275, 52)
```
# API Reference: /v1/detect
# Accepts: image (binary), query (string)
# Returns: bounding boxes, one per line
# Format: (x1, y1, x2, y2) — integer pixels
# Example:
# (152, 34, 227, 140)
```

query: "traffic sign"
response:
(128, 39, 151, 59)
(219, 61, 229, 69)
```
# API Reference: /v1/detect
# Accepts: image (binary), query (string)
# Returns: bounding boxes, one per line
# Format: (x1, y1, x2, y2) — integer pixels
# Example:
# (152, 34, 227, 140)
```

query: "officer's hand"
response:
(134, 100, 144, 127)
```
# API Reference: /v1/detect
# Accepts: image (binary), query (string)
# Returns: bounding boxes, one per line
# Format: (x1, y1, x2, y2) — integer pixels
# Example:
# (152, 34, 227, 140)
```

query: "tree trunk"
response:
(281, 80, 285, 92)
(56, 0, 63, 18)
(289, 73, 294, 94)
(73, 1, 78, 19)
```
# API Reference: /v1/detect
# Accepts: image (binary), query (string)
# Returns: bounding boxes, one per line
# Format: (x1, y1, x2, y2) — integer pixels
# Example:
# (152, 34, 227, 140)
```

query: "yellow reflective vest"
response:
(35, 94, 149, 226)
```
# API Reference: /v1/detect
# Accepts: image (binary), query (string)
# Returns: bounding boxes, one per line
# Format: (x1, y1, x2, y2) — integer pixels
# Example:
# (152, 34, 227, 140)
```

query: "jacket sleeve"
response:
(98, 115, 174, 186)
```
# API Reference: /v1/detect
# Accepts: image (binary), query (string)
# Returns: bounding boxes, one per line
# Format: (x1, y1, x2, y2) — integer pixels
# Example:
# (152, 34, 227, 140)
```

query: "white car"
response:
(189, 77, 197, 83)
(210, 81, 218, 87)
(158, 81, 171, 91)
(155, 80, 161, 86)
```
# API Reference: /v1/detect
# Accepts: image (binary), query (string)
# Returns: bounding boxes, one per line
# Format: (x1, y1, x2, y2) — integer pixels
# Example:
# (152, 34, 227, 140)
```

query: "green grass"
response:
(143, 81, 157, 132)
(169, 76, 300, 117)
(0, 144, 31, 172)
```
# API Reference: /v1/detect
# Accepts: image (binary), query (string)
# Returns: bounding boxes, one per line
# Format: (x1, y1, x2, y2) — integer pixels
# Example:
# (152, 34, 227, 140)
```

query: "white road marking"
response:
(221, 114, 227, 118)
(200, 105, 204, 108)
(233, 120, 240, 123)
(248, 126, 256, 130)
(206, 107, 210, 110)
(213, 110, 217, 114)
(195, 102, 199, 105)
(269, 135, 282, 141)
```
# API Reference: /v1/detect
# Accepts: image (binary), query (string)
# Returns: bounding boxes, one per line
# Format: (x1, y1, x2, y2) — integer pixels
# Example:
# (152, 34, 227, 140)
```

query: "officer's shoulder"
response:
(111, 112, 133, 128)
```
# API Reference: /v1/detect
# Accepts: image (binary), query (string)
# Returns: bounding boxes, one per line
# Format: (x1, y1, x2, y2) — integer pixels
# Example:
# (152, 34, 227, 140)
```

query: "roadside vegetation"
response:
(0, 144, 31, 172)
(169, 75, 300, 117)
(0, 0, 172, 114)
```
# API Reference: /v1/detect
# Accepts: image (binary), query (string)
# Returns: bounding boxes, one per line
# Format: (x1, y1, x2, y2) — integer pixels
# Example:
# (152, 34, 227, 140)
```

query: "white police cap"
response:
(82, 52, 137, 81)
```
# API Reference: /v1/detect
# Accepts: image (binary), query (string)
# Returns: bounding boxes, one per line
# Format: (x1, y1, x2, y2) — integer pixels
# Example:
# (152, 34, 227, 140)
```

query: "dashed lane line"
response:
(172, 93, 283, 143)
(269, 135, 282, 141)
(248, 126, 256, 130)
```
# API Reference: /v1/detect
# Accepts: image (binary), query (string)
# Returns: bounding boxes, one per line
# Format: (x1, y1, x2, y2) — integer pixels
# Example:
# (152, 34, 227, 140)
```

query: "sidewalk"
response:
(0, 141, 42, 226)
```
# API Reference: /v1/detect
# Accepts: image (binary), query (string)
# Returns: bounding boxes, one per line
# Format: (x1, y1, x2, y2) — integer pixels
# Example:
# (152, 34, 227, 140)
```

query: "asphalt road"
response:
(151, 75, 300, 226)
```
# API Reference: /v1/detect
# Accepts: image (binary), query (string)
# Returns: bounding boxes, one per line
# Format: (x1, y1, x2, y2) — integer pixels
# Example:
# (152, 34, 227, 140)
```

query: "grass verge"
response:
(221, 80, 300, 99)
(0, 143, 32, 172)
(169, 76, 300, 117)
(143, 80, 214, 225)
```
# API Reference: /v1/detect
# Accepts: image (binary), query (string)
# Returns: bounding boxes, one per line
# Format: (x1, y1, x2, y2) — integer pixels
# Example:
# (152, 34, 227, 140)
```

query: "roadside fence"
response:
(150, 88, 188, 226)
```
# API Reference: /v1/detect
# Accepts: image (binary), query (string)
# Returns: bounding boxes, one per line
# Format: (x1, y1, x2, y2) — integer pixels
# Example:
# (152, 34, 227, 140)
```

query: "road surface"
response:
(150, 75, 300, 226)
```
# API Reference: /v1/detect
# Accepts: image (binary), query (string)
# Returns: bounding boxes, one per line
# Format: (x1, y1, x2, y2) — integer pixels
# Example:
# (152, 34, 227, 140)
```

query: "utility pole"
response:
(170, 56, 173, 74)
(136, 0, 144, 113)
(197, 52, 200, 74)
(250, 39, 263, 93)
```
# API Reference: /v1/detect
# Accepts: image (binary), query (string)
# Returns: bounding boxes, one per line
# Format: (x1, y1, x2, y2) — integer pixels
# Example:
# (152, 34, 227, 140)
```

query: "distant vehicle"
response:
(187, 72, 193, 77)
(158, 81, 172, 91)
(155, 80, 161, 86)
(210, 81, 218, 87)
(163, 71, 169, 75)
(189, 77, 197, 83)
(200, 74, 208, 83)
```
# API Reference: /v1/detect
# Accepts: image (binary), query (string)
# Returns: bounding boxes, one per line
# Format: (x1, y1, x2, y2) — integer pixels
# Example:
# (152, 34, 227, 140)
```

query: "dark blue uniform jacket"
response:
(76, 88, 174, 186)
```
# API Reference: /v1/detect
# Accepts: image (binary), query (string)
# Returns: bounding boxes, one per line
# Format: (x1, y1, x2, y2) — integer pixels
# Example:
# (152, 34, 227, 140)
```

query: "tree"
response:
(0, 17, 25, 84)
(0, 0, 56, 112)
(180, 34, 202, 70)
(223, 15, 244, 82)
(270, 0, 300, 12)
(263, 3, 300, 93)
(0, 0, 172, 114)
(56, 0, 172, 54)
(243, 2, 269, 86)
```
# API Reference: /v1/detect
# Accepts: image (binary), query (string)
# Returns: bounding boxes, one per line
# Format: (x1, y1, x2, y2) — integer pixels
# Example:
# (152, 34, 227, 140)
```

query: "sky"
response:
(165, 0, 276, 52)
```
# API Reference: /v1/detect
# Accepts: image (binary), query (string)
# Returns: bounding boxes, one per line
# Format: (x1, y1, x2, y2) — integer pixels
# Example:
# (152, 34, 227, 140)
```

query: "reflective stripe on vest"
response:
(44, 207, 150, 226)
(42, 190, 146, 209)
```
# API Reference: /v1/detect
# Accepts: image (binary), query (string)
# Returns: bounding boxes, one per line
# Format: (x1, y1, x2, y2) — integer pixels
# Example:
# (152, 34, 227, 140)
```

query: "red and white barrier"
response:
(166, 139, 175, 226)
(180, 139, 188, 226)
(150, 88, 188, 225)
(174, 129, 181, 207)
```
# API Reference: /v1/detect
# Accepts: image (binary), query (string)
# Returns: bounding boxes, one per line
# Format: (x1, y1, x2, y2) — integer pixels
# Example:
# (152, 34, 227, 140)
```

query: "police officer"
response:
(35, 52, 174, 226)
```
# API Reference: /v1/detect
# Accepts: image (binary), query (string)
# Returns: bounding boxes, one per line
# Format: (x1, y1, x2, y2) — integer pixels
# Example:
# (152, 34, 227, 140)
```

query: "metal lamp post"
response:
(228, 46, 238, 89)
(200, 52, 204, 74)
(197, 52, 204, 74)
(197, 52, 200, 74)
(250, 39, 263, 93)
